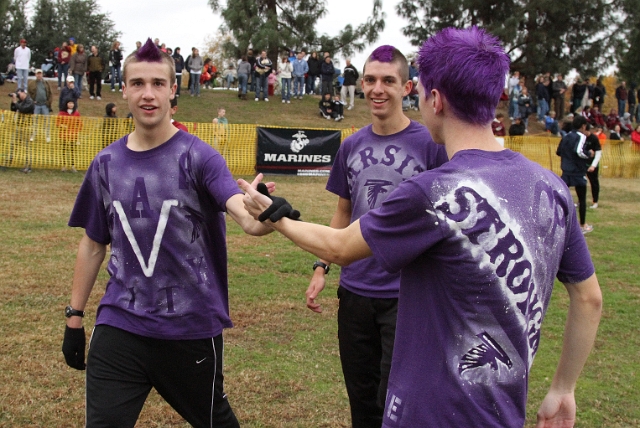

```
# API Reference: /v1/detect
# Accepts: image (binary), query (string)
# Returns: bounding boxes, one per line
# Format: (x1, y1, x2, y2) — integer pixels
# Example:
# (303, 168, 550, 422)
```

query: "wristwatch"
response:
(65, 305, 85, 318)
(312, 260, 330, 275)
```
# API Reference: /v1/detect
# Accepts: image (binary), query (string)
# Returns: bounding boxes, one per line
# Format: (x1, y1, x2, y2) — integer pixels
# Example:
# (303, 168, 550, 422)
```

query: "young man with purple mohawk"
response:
(239, 27, 601, 427)
(62, 38, 273, 427)
(305, 45, 447, 428)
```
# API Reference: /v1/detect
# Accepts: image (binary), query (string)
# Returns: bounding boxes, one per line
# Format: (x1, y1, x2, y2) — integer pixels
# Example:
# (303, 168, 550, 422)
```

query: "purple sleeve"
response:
(556, 208, 595, 284)
(68, 161, 111, 245)
(200, 151, 243, 211)
(360, 179, 444, 273)
(325, 142, 350, 199)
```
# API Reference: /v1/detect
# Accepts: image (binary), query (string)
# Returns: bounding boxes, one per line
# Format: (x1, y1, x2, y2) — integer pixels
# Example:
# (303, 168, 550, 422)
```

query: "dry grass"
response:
(1, 171, 639, 427)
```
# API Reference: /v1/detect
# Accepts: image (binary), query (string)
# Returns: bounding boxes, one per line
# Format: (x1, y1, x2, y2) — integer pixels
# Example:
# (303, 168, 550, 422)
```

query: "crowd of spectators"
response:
(498, 70, 640, 139)
(3, 36, 373, 174)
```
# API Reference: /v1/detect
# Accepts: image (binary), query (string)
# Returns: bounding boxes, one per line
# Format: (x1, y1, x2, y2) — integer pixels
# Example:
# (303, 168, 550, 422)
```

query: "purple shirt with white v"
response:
(69, 131, 242, 340)
(360, 149, 594, 427)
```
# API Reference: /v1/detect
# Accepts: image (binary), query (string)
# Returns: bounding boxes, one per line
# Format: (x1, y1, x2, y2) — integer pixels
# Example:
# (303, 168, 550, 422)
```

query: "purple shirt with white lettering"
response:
(360, 149, 594, 427)
(69, 131, 242, 340)
(326, 121, 447, 298)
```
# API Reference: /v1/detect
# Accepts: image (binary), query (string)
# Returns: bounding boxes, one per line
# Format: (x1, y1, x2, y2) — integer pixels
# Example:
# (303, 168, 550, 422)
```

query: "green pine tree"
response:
(208, 0, 385, 63)
(395, 0, 616, 80)
(0, 0, 29, 69)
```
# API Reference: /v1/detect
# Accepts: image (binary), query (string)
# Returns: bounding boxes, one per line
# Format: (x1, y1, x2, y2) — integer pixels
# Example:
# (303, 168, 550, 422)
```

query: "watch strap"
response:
(65, 305, 85, 318)
(313, 260, 330, 275)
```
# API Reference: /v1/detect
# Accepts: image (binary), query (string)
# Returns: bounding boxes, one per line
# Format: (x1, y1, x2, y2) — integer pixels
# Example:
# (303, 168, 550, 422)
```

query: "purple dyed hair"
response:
(122, 38, 176, 85)
(364, 45, 410, 82)
(136, 38, 164, 62)
(417, 26, 510, 125)
(370, 45, 395, 63)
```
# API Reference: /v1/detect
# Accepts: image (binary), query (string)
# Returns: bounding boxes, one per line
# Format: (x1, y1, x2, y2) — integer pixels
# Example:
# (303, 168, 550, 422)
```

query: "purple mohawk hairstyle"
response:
(369, 45, 395, 63)
(365, 45, 410, 82)
(136, 38, 163, 62)
(417, 26, 510, 125)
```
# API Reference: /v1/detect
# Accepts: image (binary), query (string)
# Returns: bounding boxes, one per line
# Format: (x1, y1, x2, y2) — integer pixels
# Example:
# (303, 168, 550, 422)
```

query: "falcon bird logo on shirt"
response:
(459, 332, 513, 375)
(365, 179, 393, 208)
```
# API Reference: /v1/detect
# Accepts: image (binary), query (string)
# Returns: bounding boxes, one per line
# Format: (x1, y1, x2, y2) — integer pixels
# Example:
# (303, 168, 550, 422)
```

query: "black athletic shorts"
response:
(85, 325, 239, 428)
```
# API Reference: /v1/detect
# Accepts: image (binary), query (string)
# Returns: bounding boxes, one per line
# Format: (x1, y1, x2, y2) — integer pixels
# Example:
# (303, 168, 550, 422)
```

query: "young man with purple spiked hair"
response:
(62, 38, 274, 427)
(238, 27, 601, 427)
(304, 44, 447, 427)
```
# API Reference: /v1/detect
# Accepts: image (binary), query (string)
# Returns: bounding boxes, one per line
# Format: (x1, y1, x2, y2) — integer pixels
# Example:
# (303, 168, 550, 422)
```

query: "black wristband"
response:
(313, 260, 330, 274)
(65, 305, 85, 318)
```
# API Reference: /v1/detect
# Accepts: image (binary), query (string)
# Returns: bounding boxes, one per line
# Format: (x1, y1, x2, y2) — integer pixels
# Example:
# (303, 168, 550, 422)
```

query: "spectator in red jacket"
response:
(605, 108, 621, 131)
(492, 113, 507, 136)
(631, 125, 640, 150)
(56, 98, 82, 172)
(591, 106, 605, 127)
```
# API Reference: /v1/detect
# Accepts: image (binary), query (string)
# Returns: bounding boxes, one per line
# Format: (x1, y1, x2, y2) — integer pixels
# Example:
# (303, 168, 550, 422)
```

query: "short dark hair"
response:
(572, 115, 588, 130)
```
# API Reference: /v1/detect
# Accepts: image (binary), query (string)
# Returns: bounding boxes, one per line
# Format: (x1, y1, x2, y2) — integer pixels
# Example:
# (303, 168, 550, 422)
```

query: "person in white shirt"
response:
(14, 38, 31, 91)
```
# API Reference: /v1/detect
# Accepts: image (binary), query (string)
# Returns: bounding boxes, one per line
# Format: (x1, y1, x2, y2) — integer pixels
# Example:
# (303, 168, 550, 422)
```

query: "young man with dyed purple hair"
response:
(62, 38, 273, 427)
(305, 45, 447, 428)
(239, 27, 601, 427)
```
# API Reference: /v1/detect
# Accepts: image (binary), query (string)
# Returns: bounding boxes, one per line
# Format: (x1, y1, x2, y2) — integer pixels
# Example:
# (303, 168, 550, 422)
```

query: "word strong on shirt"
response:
(434, 183, 546, 370)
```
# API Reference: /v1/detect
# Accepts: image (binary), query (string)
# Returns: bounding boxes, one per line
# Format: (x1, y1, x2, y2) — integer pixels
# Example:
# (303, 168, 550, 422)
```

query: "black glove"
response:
(62, 326, 86, 370)
(256, 182, 301, 222)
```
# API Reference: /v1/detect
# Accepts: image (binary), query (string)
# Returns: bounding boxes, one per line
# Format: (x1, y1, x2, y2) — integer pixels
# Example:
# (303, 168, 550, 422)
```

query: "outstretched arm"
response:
(237, 177, 372, 266)
(227, 173, 274, 236)
(307, 196, 352, 313)
(536, 273, 602, 428)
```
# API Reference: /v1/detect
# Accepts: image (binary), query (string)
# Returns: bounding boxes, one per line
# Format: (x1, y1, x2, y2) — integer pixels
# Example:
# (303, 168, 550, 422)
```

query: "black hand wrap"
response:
(62, 326, 86, 370)
(256, 183, 301, 222)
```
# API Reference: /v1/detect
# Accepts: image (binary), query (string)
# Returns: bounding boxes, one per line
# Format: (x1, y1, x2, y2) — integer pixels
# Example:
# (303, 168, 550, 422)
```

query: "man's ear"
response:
(431, 89, 444, 115)
(403, 79, 413, 97)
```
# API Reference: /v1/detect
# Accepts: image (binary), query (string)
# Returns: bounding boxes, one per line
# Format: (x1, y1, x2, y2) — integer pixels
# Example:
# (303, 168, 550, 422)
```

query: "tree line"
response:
(3, 0, 639, 85)
(1, 0, 120, 70)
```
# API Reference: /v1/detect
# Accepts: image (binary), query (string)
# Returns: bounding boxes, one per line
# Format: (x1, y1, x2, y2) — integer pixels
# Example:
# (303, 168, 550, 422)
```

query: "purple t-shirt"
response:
(326, 121, 448, 298)
(69, 131, 242, 340)
(360, 149, 595, 427)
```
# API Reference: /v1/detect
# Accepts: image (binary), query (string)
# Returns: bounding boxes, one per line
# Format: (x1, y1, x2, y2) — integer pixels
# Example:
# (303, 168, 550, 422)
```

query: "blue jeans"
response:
(281, 78, 291, 101)
(618, 100, 626, 116)
(508, 100, 519, 119)
(74, 74, 84, 93)
(307, 75, 318, 94)
(190, 74, 201, 96)
(537, 98, 549, 121)
(249, 71, 257, 92)
(238, 73, 248, 95)
(293, 76, 305, 96)
(58, 63, 69, 88)
(110, 66, 122, 90)
(33, 105, 51, 140)
(17, 69, 29, 91)
(226, 74, 234, 89)
(255, 74, 268, 100)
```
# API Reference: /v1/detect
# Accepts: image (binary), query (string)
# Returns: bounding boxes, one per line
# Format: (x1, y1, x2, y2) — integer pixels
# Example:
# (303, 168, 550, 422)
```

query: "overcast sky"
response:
(94, 0, 417, 69)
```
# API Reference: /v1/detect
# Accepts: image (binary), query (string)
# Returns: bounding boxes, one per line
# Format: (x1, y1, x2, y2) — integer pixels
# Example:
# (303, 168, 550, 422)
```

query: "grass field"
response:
(0, 169, 638, 427)
(1, 77, 639, 427)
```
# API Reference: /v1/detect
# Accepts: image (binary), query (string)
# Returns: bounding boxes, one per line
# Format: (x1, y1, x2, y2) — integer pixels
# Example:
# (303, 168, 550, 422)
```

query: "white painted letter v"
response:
(113, 200, 179, 277)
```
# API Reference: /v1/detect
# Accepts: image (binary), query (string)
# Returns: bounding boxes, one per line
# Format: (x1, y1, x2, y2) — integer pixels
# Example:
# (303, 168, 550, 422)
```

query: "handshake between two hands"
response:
(238, 175, 300, 223)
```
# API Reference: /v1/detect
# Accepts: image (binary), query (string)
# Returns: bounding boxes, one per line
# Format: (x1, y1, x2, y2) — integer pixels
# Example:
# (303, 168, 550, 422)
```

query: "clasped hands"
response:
(238, 174, 300, 223)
